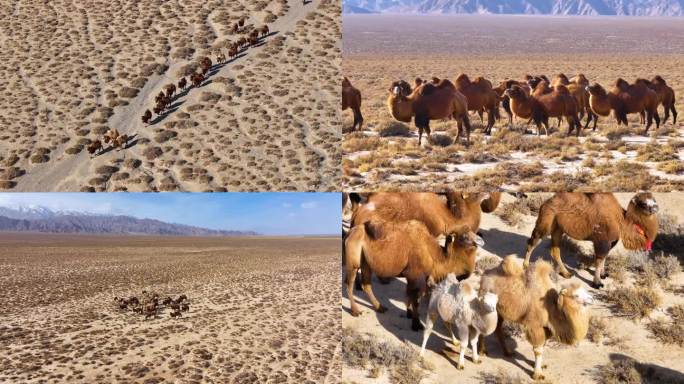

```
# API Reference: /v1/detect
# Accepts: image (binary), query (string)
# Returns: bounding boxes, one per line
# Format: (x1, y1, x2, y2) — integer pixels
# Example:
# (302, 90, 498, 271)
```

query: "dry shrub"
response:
(118, 87, 139, 98)
(342, 328, 429, 384)
(647, 304, 684, 347)
(143, 147, 163, 161)
(476, 254, 500, 274)
(600, 285, 661, 320)
(657, 160, 684, 174)
(479, 368, 552, 384)
(587, 316, 608, 343)
(428, 134, 452, 147)
(343, 136, 383, 153)
(155, 130, 177, 143)
(636, 144, 678, 162)
(95, 165, 118, 175)
(604, 125, 632, 140)
(495, 194, 546, 227)
(595, 355, 684, 384)
(375, 120, 411, 137)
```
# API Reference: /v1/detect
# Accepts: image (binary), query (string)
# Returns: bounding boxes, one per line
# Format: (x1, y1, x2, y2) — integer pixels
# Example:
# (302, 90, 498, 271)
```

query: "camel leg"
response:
(406, 279, 424, 331)
(532, 346, 545, 381)
(671, 105, 677, 124)
(456, 324, 469, 369)
(446, 322, 460, 350)
(592, 114, 598, 131)
(462, 114, 472, 144)
(495, 315, 512, 356)
(360, 260, 385, 313)
(478, 110, 484, 124)
(470, 329, 482, 364)
(640, 111, 645, 125)
(551, 227, 572, 278)
(524, 235, 544, 269)
(486, 109, 495, 135)
(653, 109, 660, 130)
(354, 108, 364, 131)
(662, 105, 670, 124)
(592, 240, 610, 289)
(644, 110, 654, 134)
(419, 312, 437, 357)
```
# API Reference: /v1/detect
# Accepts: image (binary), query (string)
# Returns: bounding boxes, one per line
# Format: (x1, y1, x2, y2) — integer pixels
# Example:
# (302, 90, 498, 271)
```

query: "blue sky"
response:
(0, 193, 341, 235)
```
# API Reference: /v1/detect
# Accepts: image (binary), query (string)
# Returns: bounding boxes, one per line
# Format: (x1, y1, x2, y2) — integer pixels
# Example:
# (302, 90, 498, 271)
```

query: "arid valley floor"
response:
(343, 16, 684, 191)
(342, 193, 684, 383)
(0, 234, 340, 383)
(0, 0, 340, 192)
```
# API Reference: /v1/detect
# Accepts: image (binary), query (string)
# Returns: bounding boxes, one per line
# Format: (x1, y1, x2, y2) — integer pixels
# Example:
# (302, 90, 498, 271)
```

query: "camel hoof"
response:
(502, 349, 513, 357)
(559, 270, 573, 279)
(350, 309, 362, 317)
(376, 305, 388, 313)
(600, 272, 609, 279)
(456, 363, 465, 370)
(542, 364, 548, 369)
(412, 322, 425, 331)
(592, 281, 604, 289)
(474, 359, 482, 365)
(533, 372, 546, 381)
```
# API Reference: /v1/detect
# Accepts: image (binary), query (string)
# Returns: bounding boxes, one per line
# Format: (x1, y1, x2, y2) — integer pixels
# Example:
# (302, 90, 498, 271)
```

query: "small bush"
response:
(375, 120, 411, 137)
(118, 87, 139, 98)
(600, 285, 661, 320)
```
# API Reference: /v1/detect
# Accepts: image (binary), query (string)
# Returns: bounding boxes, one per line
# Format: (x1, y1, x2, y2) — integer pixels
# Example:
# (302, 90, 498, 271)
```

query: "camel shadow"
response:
(150, 100, 184, 125)
(303, 0, 312, 4)
(589, 353, 684, 383)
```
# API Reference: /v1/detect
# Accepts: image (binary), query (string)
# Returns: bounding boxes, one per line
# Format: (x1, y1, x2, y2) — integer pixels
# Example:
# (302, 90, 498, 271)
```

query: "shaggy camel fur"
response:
(420, 275, 498, 369)
(352, 192, 491, 236)
(495, 79, 530, 125)
(342, 77, 364, 131)
(525, 192, 659, 288)
(387, 79, 471, 145)
(454, 74, 500, 135)
(480, 256, 592, 380)
(636, 76, 677, 124)
(586, 79, 660, 134)
(344, 219, 483, 330)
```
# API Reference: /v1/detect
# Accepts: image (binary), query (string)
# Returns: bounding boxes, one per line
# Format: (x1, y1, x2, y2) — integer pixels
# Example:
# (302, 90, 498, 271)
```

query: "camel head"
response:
(504, 85, 527, 100)
(555, 73, 569, 84)
(651, 75, 667, 85)
(389, 80, 412, 98)
(414, 77, 424, 88)
(440, 227, 484, 253)
(454, 73, 470, 87)
(342, 77, 351, 87)
(585, 83, 606, 97)
(571, 73, 589, 86)
(629, 192, 658, 216)
(527, 76, 544, 90)
(558, 284, 593, 307)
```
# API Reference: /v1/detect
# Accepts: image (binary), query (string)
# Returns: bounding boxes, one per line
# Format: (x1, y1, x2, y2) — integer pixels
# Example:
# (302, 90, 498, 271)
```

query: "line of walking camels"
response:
(342, 74, 678, 145)
(343, 191, 659, 380)
(87, 19, 271, 158)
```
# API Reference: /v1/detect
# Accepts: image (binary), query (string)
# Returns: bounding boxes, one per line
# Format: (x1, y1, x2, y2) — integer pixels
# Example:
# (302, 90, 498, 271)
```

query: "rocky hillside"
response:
(343, 0, 684, 15)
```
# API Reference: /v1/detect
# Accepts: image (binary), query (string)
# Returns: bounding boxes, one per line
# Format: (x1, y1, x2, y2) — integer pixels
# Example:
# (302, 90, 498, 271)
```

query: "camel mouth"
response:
(473, 235, 485, 247)
(392, 86, 401, 96)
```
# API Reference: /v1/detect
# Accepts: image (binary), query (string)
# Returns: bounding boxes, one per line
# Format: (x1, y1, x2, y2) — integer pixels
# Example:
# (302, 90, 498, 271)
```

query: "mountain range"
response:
(342, 0, 684, 15)
(0, 206, 258, 236)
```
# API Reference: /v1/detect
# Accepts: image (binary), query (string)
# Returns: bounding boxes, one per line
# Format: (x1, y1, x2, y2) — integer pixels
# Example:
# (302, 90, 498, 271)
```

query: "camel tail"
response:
(501, 255, 523, 277)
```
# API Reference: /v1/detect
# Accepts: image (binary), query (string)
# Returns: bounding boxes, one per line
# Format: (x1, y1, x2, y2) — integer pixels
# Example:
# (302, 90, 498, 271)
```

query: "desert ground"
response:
(342, 16, 684, 191)
(0, 234, 341, 383)
(0, 0, 340, 192)
(342, 193, 684, 383)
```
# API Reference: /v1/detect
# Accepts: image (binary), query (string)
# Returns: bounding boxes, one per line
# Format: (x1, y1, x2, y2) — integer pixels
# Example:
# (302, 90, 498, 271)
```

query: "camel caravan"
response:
(342, 74, 678, 144)
(343, 191, 659, 380)
(115, 291, 190, 320)
(87, 128, 131, 157)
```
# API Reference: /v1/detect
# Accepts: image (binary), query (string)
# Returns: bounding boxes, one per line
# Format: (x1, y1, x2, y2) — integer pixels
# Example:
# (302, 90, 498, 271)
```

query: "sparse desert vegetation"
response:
(0, 0, 340, 191)
(342, 15, 684, 191)
(0, 233, 340, 383)
(342, 192, 684, 383)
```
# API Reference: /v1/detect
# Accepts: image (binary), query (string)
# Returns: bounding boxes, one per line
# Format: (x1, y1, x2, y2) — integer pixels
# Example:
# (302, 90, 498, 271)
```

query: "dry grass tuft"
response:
(495, 194, 546, 227)
(600, 285, 661, 320)
(375, 120, 412, 137)
(647, 304, 684, 347)
(479, 368, 553, 384)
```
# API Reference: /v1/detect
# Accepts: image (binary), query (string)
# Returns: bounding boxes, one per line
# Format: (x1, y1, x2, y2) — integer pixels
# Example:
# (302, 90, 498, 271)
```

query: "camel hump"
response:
(652, 75, 667, 85)
(614, 78, 629, 90)
(419, 82, 436, 96)
(455, 73, 470, 86)
(501, 255, 523, 277)
(555, 84, 570, 94)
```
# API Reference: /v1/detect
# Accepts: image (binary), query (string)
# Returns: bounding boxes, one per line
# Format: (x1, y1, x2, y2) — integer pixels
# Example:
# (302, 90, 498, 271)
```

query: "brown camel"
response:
(178, 77, 187, 91)
(495, 79, 530, 125)
(551, 73, 595, 129)
(165, 84, 176, 99)
(504, 85, 543, 135)
(342, 77, 363, 131)
(345, 219, 483, 330)
(454, 74, 500, 135)
(525, 192, 659, 288)
(534, 83, 581, 136)
(260, 25, 269, 37)
(480, 256, 592, 380)
(112, 134, 130, 151)
(636, 76, 677, 124)
(586, 79, 660, 134)
(87, 140, 103, 157)
(387, 79, 471, 145)
(191, 72, 205, 88)
(141, 109, 152, 125)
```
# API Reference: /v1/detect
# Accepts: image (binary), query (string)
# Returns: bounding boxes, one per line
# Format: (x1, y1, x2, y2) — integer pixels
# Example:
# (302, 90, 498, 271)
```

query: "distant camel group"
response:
(140, 21, 271, 127)
(87, 128, 130, 157)
(342, 74, 677, 144)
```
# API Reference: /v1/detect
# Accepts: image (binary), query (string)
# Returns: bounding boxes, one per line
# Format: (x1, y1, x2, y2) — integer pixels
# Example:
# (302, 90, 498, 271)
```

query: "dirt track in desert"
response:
(0, 0, 340, 192)
(0, 234, 341, 383)
(343, 15, 684, 192)
(342, 193, 684, 383)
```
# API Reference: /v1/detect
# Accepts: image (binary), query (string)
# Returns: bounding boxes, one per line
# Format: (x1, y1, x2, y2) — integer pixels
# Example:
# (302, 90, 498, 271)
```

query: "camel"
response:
(141, 110, 152, 125)
(178, 77, 187, 91)
(344, 219, 483, 331)
(550, 73, 595, 130)
(200, 57, 212, 75)
(155, 91, 165, 105)
(112, 134, 130, 151)
(533, 83, 582, 136)
(104, 128, 120, 144)
(216, 52, 226, 64)
(420, 276, 499, 369)
(229, 45, 239, 59)
(504, 85, 542, 135)
(165, 84, 176, 99)
(454, 74, 500, 135)
(180, 303, 189, 312)
(260, 25, 269, 37)
(586, 79, 660, 134)
(352, 192, 491, 237)
(636, 76, 677, 124)
(191, 72, 205, 88)
(342, 77, 363, 131)
(525, 192, 659, 288)
(387, 79, 471, 145)
(170, 310, 182, 318)
(480, 256, 592, 380)
(495, 79, 530, 125)
(248, 35, 258, 46)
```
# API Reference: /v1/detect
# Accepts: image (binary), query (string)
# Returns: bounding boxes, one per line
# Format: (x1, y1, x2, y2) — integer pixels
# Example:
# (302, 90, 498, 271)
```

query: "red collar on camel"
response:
(634, 224, 653, 251)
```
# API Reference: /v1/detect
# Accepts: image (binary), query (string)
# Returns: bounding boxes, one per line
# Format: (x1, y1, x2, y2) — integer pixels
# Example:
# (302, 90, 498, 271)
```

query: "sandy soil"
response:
(342, 15, 684, 191)
(0, 234, 341, 383)
(0, 0, 340, 192)
(342, 193, 684, 383)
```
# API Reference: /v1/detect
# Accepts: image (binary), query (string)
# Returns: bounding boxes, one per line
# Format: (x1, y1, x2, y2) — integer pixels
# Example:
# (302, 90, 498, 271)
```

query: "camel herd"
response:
(342, 74, 678, 144)
(87, 128, 130, 157)
(343, 191, 660, 380)
(115, 291, 190, 319)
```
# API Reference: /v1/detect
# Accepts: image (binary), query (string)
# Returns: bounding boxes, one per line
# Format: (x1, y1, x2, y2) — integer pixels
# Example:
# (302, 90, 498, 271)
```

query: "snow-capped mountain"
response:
(0, 206, 258, 236)
(342, 0, 684, 15)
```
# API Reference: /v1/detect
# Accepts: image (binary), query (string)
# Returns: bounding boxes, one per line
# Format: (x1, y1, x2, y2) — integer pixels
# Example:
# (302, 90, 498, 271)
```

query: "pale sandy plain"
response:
(0, 234, 341, 383)
(0, 0, 340, 192)
(342, 193, 684, 383)
(343, 16, 684, 191)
